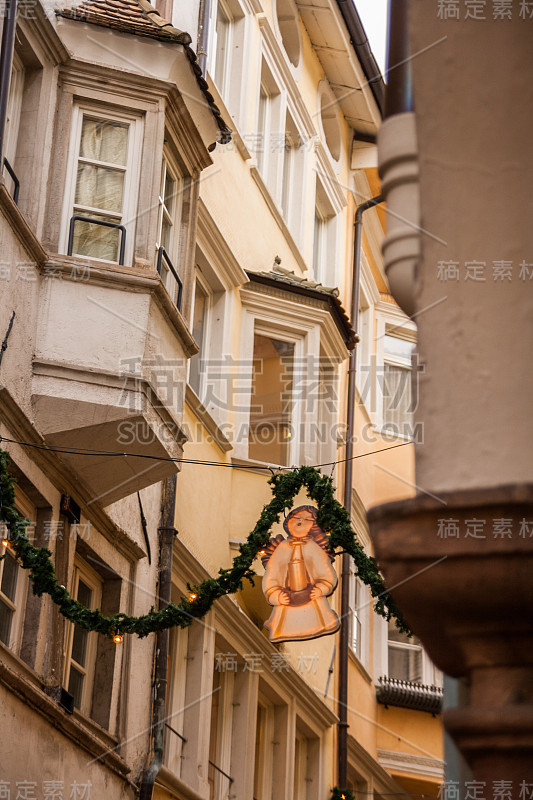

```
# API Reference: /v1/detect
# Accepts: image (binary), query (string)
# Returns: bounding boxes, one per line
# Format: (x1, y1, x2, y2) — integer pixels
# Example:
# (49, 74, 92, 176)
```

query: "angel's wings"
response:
(260, 533, 285, 567)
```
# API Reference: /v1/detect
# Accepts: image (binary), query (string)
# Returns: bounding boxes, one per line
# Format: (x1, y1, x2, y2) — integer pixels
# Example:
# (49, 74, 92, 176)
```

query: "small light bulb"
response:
(1, 538, 9, 548)
(259, 550, 266, 555)
(113, 633, 123, 644)
(189, 593, 197, 601)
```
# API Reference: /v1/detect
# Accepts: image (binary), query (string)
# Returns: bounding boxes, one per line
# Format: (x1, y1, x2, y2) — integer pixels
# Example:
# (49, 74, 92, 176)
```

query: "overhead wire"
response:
(0, 435, 411, 472)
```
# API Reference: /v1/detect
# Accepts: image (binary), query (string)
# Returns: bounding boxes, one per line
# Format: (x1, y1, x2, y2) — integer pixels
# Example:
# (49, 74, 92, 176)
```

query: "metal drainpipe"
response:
(0, 0, 18, 165)
(139, 474, 177, 800)
(197, 0, 211, 76)
(384, 0, 413, 119)
(337, 195, 383, 790)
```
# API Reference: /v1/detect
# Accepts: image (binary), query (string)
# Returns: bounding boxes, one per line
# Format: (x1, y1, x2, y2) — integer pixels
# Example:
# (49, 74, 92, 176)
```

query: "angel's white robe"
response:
(263, 536, 340, 643)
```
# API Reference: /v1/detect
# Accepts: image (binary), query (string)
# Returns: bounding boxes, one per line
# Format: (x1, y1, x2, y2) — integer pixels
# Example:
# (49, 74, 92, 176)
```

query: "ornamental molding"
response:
(377, 748, 445, 779)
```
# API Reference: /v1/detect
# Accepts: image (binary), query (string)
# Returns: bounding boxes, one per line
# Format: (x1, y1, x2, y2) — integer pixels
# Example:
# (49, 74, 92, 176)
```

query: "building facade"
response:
(0, 0, 444, 798)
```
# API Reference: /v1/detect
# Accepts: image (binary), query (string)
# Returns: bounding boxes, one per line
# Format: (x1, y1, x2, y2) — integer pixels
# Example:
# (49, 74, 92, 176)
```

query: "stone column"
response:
(373, 2, 533, 791)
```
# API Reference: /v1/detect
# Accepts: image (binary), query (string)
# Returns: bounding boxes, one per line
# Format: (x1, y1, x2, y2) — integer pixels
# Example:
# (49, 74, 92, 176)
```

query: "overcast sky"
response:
(354, 0, 389, 77)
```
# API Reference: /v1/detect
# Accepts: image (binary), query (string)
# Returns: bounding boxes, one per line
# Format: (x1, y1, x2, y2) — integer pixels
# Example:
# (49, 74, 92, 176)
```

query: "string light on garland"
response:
(0, 448, 410, 640)
(330, 789, 356, 800)
(112, 632, 123, 644)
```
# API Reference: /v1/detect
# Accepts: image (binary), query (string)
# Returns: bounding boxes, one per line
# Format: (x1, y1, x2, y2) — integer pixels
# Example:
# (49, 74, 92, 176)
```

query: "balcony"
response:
(31, 256, 196, 506)
(376, 676, 443, 715)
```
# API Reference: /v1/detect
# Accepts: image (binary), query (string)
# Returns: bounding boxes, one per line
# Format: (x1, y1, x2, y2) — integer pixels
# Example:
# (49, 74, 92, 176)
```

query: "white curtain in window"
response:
(72, 119, 128, 261)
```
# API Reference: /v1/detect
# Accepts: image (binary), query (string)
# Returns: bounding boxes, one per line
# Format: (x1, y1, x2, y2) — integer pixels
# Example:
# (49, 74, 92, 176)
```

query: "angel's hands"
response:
(278, 591, 290, 606)
(310, 586, 322, 600)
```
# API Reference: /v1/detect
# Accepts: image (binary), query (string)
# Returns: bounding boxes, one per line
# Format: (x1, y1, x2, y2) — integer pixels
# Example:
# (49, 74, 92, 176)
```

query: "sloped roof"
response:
(56, 0, 232, 144)
(245, 265, 356, 350)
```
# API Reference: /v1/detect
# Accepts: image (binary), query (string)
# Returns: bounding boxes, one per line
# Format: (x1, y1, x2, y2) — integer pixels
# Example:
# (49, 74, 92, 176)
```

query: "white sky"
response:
(354, 0, 389, 77)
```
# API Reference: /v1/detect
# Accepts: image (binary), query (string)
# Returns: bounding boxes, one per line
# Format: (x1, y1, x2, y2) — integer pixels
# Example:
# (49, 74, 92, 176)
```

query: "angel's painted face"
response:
(287, 510, 315, 538)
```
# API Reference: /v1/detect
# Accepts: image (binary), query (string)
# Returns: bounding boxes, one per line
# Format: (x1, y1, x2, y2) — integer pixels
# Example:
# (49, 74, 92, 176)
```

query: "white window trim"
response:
(165, 626, 189, 777)
(4, 51, 24, 168)
(238, 286, 346, 467)
(373, 302, 417, 439)
(188, 270, 213, 401)
(374, 613, 442, 688)
(64, 557, 102, 715)
(59, 104, 144, 267)
(0, 487, 33, 654)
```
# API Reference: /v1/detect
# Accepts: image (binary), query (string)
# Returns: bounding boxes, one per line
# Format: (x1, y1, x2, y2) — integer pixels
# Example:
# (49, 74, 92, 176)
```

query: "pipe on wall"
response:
(139, 476, 177, 800)
(337, 195, 383, 790)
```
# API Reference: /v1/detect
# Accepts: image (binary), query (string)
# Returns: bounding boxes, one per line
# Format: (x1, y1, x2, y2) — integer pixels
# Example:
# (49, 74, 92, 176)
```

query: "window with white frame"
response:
(64, 558, 102, 714)
(249, 330, 296, 466)
(0, 545, 26, 651)
(281, 111, 306, 243)
(254, 699, 275, 800)
(0, 489, 33, 653)
(164, 625, 189, 777)
(208, 0, 246, 119)
(312, 177, 338, 287)
(156, 154, 183, 304)
(60, 106, 142, 266)
(384, 619, 442, 687)
(256, 61, 282, 193)
(293, 724, 320, 800)
(188, 274, 211, 398)
(382, 334, 416, 437)
(238, 283, 348, 468)
(2, 52, 24, 198)
(387, 620, 423, 684)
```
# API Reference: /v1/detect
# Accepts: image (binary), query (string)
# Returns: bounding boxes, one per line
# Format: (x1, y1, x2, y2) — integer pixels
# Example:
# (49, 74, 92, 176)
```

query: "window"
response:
(293, 723, 320, 800)
(254, 700, 275, 800)
(387, 620, 423, 684)
(208, 0, 246, 119)
(60, 106, 142, 266)
(0, 547, 21, 649)
(2, 52, 24, 199)
(64, 558, 102, 714)
(256, 61, 282, 192)
(0, 489, 33, 653)
(189, 276, 210, 397)
(249, 331, 295, 466)
(382, 334, 416, 437)
(156, 155, 183, 304)
(349, 574, 362, 660)
(164, 626, 189, 777)
(281, 112, 306, 242)
(312, 176, 339, 287)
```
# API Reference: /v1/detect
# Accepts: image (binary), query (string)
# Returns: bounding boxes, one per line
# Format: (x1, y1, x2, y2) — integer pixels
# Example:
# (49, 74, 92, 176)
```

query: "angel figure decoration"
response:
(261, 505, 340, 643)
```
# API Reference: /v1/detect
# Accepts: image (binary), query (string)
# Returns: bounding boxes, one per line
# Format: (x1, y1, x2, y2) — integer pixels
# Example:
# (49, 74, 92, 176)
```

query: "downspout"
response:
(378, 0, 419, 317)
(337, 195, 383, 791)
(197, 0, 211, 76)
(139, 475, 178, 800)
(0, 0, 18, 164)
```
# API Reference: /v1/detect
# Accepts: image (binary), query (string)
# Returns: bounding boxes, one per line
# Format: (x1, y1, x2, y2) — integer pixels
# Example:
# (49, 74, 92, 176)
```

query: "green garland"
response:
(0, 448, 409, 638)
